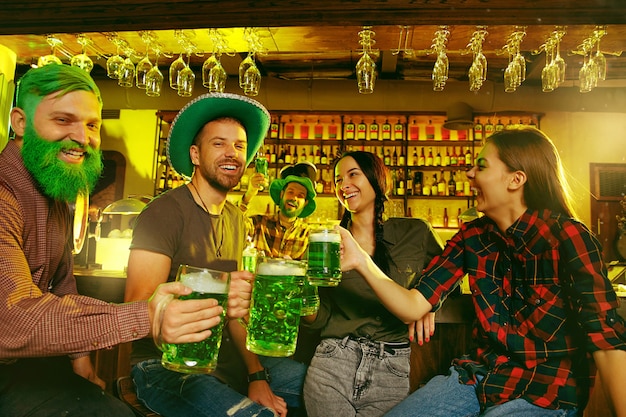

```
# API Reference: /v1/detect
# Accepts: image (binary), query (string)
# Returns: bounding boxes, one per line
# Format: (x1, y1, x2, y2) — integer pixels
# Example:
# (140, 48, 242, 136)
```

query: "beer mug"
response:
(307, 227, 342, 286)
(300, 278, 320, 316)
(160, 265, 230, 374)
(246, 258, 306, 357)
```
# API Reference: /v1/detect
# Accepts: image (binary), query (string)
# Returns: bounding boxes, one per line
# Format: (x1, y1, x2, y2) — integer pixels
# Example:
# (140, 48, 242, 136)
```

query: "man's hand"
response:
(149, 282, 224, 344)
(248, 380, 288, 417)
(71, 355, 106, 390)
(228, 270, 254, 320)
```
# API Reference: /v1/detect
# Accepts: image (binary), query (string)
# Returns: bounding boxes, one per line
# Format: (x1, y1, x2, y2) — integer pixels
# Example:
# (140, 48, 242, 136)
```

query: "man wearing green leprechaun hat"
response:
(125, 92, 306, 417)
(241, 162, 317, 260)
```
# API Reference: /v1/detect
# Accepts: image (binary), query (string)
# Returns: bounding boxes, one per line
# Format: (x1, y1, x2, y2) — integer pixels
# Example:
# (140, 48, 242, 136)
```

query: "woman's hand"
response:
(336, 226, 369, 272)
(409, 312, 436, 345)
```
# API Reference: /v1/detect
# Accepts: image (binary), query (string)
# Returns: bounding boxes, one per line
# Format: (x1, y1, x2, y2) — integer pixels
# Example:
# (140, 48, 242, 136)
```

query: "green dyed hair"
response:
(15, 64, 102, 121)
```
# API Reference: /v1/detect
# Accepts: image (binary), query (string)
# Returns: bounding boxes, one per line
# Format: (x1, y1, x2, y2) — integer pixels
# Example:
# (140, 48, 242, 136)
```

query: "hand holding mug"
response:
(336, 226, 369, 273)
(227, 270, 254, 319)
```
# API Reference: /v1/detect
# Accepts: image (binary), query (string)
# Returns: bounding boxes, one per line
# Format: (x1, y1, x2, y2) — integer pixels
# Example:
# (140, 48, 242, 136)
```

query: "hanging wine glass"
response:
(169, 53, 186, 90)
(106, 45, 125, 79)
(177, 54, 195, 97)
(135, 53, 153, 89)
(432, 51, 448, 91)
(553, 36, 566, 85)
(202, 53, 227, 93)
(239, 52, 255, 88)
(579, 52, 593, 93)
(356, 51, 377, 94)
(38, 36, 63, 66)
(70, 46, 94, 73)
(243, 64, 261, 96)
(118, 56, 135, 88)
(145, 52, 163, 97)
(593, 39, 607, 81)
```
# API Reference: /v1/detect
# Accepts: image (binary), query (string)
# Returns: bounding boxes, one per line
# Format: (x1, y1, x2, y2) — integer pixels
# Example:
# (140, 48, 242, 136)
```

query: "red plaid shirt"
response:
(416, 209, 626, 410)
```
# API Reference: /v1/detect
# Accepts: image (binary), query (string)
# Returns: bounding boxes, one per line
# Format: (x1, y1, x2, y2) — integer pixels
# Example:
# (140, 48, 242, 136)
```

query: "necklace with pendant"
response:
(189, 181, 224, 257)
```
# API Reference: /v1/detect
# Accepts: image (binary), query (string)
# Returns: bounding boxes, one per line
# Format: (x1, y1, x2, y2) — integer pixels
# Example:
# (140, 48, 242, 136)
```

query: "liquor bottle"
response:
(407, 207, 413, 218)
(457, 130, 467, 141)
(314, 119, 324, 139)
(390, 169, 398, 195)
(434, 149, 442, 166)
(495, 119, 504, 132)
(425, 147, 434, 166)
(455, 171, 464, 196)
(411, 147, 418, 166)
(397, 180, 405, 196)
(406, 170, 413, 195)
(422, 175, 431, 196)
(269, 146, 277, 164)
(425, 120, 435, 140)
(344, 118, 355, 139)
(413, 171, 423, 196)
(427, 207, 433, 224)
(265, 203, 271, 215)
(457, 207, 462, 227)
(278, 146, 285, 163)
(437, 170, 446, 196)
(315, 179, 323, 194)
(314, 146, 321, 164)
(393, 119, 404, 141)
(448, 171, 456, 197)
(300, 120, 310, 139)
(392, 147, 398, 166)
(369, 121, 380, 141)
(307, 147, 315, 163)
(284, 146, 292, 164)
(323, 170, 333, 194)
(442, 147, 451, 167)
(265, 146, 271, 161)
(299, 147, 307, 162)
(464, 148, 473, 166)
(473, 118, 483, 141)
(382, 119, 392, 140)
(441, 127, 450, 141)
(418, 147, 425, 166)
(450, 147, 458, 166)
(463, 179, 471, 196)
(284, 118, 295, 139)
(384, 149, 391, 166)
(270, 117, 279, 139)
(443, 208, 449, 228)
(320, 148, 328, 165)
(328, 119, 338, 139)
(484, 119, 494, 138)
(409, 119, 419, 141)
(357, 120, 367, 140)
(398, 147, 406, 166)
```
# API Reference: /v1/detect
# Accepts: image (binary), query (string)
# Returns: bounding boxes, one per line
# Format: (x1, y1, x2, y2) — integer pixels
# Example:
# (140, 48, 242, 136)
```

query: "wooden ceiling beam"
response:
(1, 1, 626, 35)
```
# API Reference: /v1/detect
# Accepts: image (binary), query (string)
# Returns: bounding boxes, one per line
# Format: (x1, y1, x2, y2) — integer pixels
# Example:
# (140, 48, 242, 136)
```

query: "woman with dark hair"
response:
(338, 128, 626, 417)
(302, 151, 443, 417)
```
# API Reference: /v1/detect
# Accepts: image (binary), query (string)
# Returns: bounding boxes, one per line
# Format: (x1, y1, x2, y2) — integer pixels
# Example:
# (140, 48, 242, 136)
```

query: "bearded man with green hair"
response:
(0, 64, 243, 416)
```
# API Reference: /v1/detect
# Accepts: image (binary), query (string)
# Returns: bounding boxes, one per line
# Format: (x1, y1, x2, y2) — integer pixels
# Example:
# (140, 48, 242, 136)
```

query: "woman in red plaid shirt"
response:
(338, 127, 626, 417)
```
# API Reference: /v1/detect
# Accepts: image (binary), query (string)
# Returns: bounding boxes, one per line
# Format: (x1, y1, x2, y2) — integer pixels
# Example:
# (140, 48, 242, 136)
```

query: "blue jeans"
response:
(0, 357, 133, 417)
(384, 367, 579, 417)
(132, 357, 306, 417)
(304, 337, 411, 417)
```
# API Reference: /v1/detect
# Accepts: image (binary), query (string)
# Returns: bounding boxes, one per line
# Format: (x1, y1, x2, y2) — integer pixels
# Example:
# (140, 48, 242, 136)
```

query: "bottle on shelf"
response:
(437, 170, 446, 196)
(443, 208, 449, 228)
(285, 118, 295, 139)
(411, 147, 418, 166)
(307, 147, 315, 163)
(484, 119, 494, 138)
(418, 147, 426, 166)
(270, 117, 279, 139)
(413, 171, 423, 196)
(314, 147, 321, 164)
(473, 118, 483, 141)
(464, 147, 473, 166)
(434, 149, 442, 166)
(441, 127, 450, 141)
(382, 119, 392, 140)
(442, 147, 451, 167)
(344, 118, 355, 139)
(495, 119, 505, 132)
(299, 147, 306, 162)
(320, 148, 328, 165)
(407, 207, 413, 218)
(450, 147, 458, 166)
(409, 119, 419, 141)
(392, 147, 398, 166)
(406, 170, 413, 196)
(314, 119, 324, 139)
(393, 119, 404, 140)
(284, 146, 292, 164)
(448, 171, 456, 197)
(425, 147, 434, 166)
(425, 120, 435, 140)
(357, 120, 367, 140)
(455, 171, 464, 196)
(369, 120, 380, 140)
(328, 119, 338, 139)
(384, 149, 391, 166)
(398, 147, 406, 166)
(300, 119, 310, 139)
(278, 146, 285, 163)
(323, 169, 333, 194)
(422, 175, 431, 196)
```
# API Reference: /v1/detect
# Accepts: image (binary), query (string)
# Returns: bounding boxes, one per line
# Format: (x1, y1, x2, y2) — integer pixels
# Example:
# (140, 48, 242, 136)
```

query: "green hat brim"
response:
(269, 175, 317, 218)
(167, 93, 270, 178)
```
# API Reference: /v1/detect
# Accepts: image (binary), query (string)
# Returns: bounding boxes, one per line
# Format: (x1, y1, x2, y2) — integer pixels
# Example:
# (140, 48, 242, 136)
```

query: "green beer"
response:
(300, 278, 320, 316)
(246, 259, 305, 357)
(161, 267, 229, 374)
(307, 228, 342, 286)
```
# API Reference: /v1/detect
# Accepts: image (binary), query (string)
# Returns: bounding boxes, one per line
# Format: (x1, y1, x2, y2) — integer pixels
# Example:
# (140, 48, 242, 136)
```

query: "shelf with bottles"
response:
(154, 110, 182, 195)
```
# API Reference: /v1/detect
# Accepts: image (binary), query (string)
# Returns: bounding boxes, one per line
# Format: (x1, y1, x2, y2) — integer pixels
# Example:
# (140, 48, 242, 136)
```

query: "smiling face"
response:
(17, 89, 103, 202)
(279, 181, 309, 218)
(334, 156, 376, 214)
(466, 142, 519, 219)
(190, 118, 248, 193)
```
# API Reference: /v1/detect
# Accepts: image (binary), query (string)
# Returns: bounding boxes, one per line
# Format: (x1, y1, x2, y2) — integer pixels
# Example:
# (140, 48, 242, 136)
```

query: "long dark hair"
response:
(334, 151, 393, 274)
(487, 127, 577, 218)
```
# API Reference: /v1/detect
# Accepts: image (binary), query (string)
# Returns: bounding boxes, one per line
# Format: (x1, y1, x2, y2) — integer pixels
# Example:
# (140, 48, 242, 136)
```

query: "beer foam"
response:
(256, 261, 307, 276)
(180, 272, 228, 293)
(309, 231, 341, 243)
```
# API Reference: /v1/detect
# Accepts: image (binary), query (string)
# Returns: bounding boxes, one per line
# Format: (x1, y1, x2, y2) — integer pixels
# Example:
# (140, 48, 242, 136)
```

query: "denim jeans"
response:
(132, 356, 306, 417)
(304, 337, 411, 417)
(0, 357, 134, 417)
(384, 367, 579, 417)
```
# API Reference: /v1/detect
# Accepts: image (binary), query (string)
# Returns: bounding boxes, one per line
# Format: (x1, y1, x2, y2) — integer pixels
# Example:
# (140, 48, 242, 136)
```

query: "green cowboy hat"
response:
(167, 92, 270, 178)
(269, 175, 317, 218)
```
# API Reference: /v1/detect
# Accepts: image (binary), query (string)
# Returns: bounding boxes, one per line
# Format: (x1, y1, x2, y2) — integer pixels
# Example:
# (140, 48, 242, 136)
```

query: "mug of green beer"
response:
(160, 265, 230, 374)
(246, 258, 306, 357)
(307, 227, 342, 286)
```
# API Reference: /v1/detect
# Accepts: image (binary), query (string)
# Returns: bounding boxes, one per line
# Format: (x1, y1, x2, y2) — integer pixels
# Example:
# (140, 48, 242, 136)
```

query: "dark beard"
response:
(21, 124, 103, 203)
(201, 159, 243, 193)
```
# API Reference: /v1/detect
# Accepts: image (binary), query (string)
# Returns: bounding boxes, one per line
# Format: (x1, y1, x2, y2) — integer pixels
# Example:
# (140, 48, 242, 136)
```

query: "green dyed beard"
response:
(21, 124, 103, 203)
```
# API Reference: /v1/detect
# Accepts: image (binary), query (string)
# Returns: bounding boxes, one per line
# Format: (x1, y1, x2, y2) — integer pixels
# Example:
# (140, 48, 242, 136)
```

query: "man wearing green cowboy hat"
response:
(125, 92, 306, 417)
(240, 162, 317, 260)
